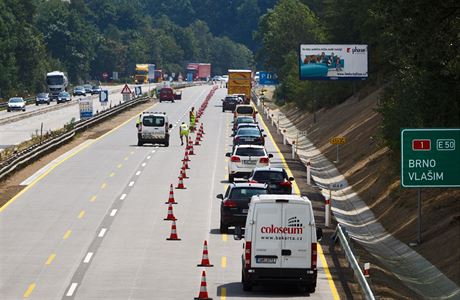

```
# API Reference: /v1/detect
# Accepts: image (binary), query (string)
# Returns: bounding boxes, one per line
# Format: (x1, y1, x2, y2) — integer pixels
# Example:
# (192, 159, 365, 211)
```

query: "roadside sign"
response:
(135, 86, 142, 96)
(102, 72, 109, 79)
(112, 72, 118, 80)
(259, 72, 279, 85)
(401, 129, 460, 187)
(330, 137, 346, 145)
(99, 90, 109, 105)
(79, 98, 93, 120)
(121, 84, 132, 94)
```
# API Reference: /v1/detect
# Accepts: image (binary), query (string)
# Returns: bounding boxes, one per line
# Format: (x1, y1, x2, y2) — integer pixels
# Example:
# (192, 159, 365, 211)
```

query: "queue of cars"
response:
(218, 95, 320, 293)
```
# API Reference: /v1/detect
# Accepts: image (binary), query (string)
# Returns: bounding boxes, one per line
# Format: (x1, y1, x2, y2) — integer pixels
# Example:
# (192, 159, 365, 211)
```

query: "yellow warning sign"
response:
(330, 137, 346, 145)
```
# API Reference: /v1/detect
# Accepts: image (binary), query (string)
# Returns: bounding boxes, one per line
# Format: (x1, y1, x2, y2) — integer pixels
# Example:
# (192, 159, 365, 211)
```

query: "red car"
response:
(159, 87, 175, 102)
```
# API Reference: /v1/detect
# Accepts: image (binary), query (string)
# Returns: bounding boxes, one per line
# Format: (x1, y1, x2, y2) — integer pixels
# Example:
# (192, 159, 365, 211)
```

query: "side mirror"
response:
(268, 154, 273, 158)
(316, 227, 323, 241)
(234, 226, 245, 240)
(225, 152, 231, 157)
(216, 194, 224, 200)
(169, 124, 173, 129)
(289, 177, 295, 181)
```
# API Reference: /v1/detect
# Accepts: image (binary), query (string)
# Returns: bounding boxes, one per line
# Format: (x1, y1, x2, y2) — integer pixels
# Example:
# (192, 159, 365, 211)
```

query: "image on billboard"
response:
(299, 44, 368, 80)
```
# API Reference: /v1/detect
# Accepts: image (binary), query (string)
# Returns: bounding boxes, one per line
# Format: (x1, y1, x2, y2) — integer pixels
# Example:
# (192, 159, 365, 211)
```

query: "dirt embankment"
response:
(264, 87, 460, 293)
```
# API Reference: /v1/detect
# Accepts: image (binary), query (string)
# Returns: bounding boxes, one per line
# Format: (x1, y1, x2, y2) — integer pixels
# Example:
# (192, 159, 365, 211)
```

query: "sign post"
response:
(401, 128, 460, 244)
(330, 136, 347, 163)
(99, 90, 109, 109)
(79, 98, 93, 120)
(121, 84, 132, 102)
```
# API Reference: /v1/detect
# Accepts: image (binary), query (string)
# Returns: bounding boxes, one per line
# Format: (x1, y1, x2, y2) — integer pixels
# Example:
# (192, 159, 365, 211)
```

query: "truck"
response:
(46, 71, 68, 100)
(227, 69, 252, 103)
(135, 64, 155, 84)
(186, 63, 211, 81)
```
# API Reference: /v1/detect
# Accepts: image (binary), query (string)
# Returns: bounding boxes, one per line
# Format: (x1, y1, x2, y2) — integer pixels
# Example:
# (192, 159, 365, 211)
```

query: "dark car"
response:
(232, 116, 256, 132)
(57, 91, 71, 103)
(35, 93, 50, 105)
(232, 127, 266, 148)
(83, 84, 93, 94)
(216, 183, 268, 233)
(235, 93, 249, 104)
(159, 87, 175, 102)
(91, 85, 102, 94)
(73, 86, 86, 96)
(236, 123, 262, 133)
(248, 167, 294, 194)
(222, 95, 240, 112)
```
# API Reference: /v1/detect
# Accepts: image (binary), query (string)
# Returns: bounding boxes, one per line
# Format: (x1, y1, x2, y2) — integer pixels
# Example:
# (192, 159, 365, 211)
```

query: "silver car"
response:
(57, 91, 71, 104)
(7, 97, 26, 112)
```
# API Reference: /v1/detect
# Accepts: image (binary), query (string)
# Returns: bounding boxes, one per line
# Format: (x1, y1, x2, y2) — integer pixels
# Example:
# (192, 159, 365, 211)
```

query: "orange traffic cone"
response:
(166, 220, 181, 241)
(195, 136, 201, 146)
(194, 271, 212, 300)
(183, 151, 190, 162)
(183, 158, 190, 170)
(197, 240, 213, 267)
(181, 165, 189, 179)
(189, 140, 194, 153)
(164, 203, 177, 221)
(165, 184, 177, 204)
(176, 175, 186, 189)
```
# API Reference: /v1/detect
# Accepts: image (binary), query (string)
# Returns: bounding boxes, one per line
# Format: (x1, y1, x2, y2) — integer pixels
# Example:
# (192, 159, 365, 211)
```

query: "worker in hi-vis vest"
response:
(136, 114, 142, 129)
(179, 121, 189, 146)
(189, 107, 196, 132)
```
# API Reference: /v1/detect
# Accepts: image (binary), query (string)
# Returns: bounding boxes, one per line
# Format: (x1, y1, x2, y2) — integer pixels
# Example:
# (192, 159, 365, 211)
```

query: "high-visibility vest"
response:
(190, 111, 195, 123)
(180, 123, 189, 135)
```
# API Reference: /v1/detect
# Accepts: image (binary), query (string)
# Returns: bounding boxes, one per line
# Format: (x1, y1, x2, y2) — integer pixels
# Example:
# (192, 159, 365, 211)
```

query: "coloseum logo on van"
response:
(260, 217, 304, 235)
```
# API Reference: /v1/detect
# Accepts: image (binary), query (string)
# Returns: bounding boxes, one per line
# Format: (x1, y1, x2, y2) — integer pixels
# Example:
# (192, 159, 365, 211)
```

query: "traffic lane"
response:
(0, 85, 211, 299)
(72, 86, 222, 299)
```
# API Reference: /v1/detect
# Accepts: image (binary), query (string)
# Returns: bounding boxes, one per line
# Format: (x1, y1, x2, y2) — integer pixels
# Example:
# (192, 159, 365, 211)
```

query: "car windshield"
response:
(59, 92, 69, 96)
(75, 87, 84, 90)
(9, 98, 23, 103)
(235, 148, 265, 157)
(236, 106, 254, 114)
(252, 171, 286, 182)
(237, 128, 260, 136)
(143, 116, 165, 127)
(236, 117, 254, 124)
(229, 187, 267, 201)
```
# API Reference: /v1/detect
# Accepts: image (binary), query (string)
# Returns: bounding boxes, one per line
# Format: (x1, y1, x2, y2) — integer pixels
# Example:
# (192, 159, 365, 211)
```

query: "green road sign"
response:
(401, 129, 460, 187)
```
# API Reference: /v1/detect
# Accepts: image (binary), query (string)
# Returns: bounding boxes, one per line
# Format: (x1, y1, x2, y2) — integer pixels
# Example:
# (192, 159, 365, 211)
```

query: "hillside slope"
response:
(273, 88, 460, 287)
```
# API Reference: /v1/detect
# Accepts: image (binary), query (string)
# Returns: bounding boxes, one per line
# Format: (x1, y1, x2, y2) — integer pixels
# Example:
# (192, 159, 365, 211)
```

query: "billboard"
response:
(259, 72, 279, 85)
(299, 44, 368, 80)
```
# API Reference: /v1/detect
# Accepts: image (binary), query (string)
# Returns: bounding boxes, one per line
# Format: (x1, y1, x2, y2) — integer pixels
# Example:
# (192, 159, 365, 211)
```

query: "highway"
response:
(0, 85, 338, 300)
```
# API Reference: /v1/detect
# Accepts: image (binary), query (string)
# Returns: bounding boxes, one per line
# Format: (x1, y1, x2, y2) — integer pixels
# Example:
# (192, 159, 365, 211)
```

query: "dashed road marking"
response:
(98, 228, 107, 237)
(135, 171, 141, 176)
(141, 162, 146, 167)
(78, 211, 85, 219)
(45, 254, 56, 265)
(66, 283, 78, 296)
(100, 183, 107, 189)
(128, 181, 135, 187)
(221, 256, 227, 268)
(23, 283, 36, 298)
(147, 156, 151, 160)
(130, 151, 134, 155)
(117, 164, 123, 169)
(90, 195, 97, 202)
(83, 252, 93, 263)
(151, 150, 155, 153)
(222, 234, 227, 242)
(124, 156, 128, 161)
(109, 172, 115, 177)
(63, 230, 72, 240)
(120, 194, 127, 200)
(110, 209, 117, 216)
(220, 287, 227, 300)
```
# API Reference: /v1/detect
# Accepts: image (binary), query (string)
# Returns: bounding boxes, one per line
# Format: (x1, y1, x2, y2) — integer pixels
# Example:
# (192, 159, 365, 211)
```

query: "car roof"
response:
(253, 166, 284, 172)
(229, 183, 267, 189)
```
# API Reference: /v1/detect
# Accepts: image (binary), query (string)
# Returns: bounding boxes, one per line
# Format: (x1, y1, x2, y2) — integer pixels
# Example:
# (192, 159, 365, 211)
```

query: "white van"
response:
(137, 112, 172, 146)
(240, 194, 322, 293)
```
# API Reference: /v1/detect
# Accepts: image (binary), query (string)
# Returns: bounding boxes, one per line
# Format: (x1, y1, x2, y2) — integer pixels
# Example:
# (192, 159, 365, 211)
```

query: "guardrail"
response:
(0, 95, 150, 181)
(251, 90, 376, 300)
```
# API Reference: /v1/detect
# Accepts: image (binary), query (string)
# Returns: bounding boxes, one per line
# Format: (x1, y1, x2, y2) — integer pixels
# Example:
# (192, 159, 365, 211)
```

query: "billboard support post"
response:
(417, 189, 422, 244)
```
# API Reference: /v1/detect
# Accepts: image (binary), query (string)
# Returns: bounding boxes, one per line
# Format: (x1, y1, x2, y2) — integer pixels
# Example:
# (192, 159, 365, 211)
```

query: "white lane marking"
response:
(120, 194, 127, 200)
(141, 162, 146, 167)
(110, 209, 118, 217)
(147, 156, 151, 160)
(98, 228, 107, 237)
(66, 283, 78, 296)
(128, 181, 135, 187)
(151, 150, 155, 153)
(135, 171, 141, 176)
(83, 252, 93, 263)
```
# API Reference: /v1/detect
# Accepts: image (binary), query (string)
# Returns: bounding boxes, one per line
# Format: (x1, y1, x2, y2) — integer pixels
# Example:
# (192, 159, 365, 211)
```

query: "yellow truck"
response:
(135, 64, 155, 84)
(227, 69, 252, 104)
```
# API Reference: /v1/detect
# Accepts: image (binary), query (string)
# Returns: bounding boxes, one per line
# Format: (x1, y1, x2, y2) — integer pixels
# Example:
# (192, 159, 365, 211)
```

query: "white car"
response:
(221, 75, 229, 83)
(226, 145, 273, 182)
(7, 97, 26, 112)
(137, 112, 172, 147)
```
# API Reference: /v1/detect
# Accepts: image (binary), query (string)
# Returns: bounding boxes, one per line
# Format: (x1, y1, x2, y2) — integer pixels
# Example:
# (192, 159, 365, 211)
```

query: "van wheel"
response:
(242, 272, 253, 292)
(228, 174, 234, 183)
(164, 139, 169, 147)
(137, 141, 143, 146)
(220, 221, 229, 234)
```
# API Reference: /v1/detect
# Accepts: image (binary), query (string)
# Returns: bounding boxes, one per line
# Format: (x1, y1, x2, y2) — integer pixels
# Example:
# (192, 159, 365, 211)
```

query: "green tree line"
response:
(256, 0, 459, 157)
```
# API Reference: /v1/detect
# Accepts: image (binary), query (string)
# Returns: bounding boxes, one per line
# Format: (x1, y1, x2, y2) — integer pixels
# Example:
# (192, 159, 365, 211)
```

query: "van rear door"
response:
(280, 202, 312, 269)
(252, 202, 282, 268)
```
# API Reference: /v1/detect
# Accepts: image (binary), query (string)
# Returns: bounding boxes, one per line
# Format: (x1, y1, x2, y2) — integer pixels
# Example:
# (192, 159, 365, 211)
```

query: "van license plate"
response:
(256, 257, 277, 264)
(243, 160, 256, 165)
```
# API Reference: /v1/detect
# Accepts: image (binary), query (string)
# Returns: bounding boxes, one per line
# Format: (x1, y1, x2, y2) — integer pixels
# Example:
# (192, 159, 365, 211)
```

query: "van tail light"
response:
(245, 241, 252, 268)
(311, 242, 317, 269)
(223, 200, 238, 208)
(259, 157, 269, 164)
(248, 180, 258, 183)
(280, 180, 292, 187)
(230, 156, 241, 162)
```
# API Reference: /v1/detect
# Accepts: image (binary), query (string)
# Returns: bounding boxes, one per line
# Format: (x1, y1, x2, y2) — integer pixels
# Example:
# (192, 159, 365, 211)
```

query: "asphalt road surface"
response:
(0, 84, 339, 299)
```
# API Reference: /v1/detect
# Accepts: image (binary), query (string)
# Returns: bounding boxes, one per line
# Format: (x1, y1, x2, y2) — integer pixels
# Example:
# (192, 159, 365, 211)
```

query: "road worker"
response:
(189, 107, 196, 132)
(179, 121, 189, 146)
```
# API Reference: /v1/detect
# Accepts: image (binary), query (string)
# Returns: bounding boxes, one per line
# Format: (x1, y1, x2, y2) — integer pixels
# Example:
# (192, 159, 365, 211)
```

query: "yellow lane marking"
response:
(124, 156, 129, 161)
(45, 253, 56, 265)
(90, 195, 97, 202)
(78, 210, 85, 219)
(0, 103, 158, 213)
(221, 256, 227, 268)
(258, 112, 340, 299)
(222, 234, 227, 242)
(63, 230, 72, 240)
(220, 287, 227, 300)
(109, 172, 115, 177)
(224, 166, 228, 170)
(130, 151, 134, 155)
(23, 283, 36, 298)
(117, 164, 123, 169)
(100, 183, 107, 189)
